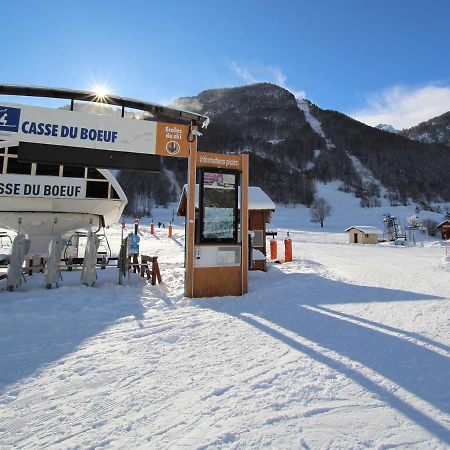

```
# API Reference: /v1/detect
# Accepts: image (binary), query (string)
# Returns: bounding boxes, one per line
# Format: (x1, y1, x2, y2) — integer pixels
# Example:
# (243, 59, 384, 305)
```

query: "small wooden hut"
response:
(345, 226, 382, 244)
(436, 220, 450, 240)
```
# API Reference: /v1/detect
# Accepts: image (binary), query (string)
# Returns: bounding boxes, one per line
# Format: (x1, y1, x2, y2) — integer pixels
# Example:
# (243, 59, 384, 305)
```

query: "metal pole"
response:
(185, 121, 197, 297)
(119, 217, 125, 285)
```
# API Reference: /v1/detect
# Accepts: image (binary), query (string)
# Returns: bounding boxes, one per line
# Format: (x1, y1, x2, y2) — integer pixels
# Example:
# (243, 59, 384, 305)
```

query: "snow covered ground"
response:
(0, 193, 449, 449)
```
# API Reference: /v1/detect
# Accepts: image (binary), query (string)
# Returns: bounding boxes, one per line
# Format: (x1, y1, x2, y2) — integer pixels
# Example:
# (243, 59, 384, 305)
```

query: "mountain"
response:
(375, 124, 398, 134)
(401, 111, 450, 146)
(118, 83, 450, 215)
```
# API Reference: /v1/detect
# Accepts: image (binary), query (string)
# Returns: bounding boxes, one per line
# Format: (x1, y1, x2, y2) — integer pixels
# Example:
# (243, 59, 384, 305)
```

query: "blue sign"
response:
(128, 233, 140, 254)
(0, 105, 21, 132)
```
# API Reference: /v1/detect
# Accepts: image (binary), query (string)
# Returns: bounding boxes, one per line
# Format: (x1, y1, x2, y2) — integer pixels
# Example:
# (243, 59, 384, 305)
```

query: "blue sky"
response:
(2, 0, 450, 128)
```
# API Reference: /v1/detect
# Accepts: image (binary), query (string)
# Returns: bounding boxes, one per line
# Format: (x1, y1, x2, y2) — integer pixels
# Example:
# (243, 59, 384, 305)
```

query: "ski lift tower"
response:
(406, 215, 420, 244)
(382, 213, 403, 241)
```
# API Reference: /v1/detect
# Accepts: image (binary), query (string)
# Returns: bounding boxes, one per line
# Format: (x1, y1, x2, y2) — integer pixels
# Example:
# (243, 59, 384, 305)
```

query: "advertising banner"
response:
(0, 174, 86, 199)
(0, 102, 192, 158)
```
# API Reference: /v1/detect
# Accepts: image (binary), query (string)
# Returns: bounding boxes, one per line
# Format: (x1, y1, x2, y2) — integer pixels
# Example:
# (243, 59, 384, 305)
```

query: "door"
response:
(354, 233, 358, 243)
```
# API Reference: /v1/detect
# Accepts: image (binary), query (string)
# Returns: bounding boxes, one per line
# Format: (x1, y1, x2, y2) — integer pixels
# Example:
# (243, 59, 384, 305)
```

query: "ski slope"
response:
(0, 198, 449, 449)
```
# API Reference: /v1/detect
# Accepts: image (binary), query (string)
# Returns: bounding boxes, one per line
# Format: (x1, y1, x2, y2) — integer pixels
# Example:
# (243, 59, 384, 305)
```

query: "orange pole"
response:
(284, 238, 292, 262)
(150, 223, 154, 234)
(270, 239, 277, 260)
(168, 224, 172, 238)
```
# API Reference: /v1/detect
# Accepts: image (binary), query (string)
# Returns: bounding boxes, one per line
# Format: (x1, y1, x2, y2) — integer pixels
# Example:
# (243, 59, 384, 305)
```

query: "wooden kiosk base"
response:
(193, 266, 242, 298)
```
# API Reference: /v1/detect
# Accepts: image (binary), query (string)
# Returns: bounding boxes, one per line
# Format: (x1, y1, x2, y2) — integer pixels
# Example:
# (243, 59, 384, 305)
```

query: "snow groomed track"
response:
(0, 205, 449, 449)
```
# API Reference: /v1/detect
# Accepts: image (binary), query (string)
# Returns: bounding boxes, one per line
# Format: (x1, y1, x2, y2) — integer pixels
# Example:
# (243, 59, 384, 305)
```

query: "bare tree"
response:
(310, 197, 332, 228)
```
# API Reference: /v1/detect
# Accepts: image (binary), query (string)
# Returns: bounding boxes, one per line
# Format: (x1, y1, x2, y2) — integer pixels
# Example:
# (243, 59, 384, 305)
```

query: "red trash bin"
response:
(284, 238, 292, 262)
(270, 239, 277, 260)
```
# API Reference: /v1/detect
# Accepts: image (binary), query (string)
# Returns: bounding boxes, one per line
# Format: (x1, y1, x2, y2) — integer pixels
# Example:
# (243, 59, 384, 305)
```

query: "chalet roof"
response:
(436, 220, 450, 229)
(177, 184, 275, 216)
(345, 226, 383, 235)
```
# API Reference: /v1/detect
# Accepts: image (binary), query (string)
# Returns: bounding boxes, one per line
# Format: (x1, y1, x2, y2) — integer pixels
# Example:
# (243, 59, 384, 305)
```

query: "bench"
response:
(25, 256, 46, 275)
(64, 254, 114, 271)
(139, 255, 162, 285)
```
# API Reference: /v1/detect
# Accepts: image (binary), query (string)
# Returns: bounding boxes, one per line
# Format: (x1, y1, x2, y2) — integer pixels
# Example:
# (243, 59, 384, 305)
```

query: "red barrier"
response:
(150, 223, 154, 234)
(270, 239, 277, 260)
(284, 239, 292, 262)
(168, 224, 173, 238)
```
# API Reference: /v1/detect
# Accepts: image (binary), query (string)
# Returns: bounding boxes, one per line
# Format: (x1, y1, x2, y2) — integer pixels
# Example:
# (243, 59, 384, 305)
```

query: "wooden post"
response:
(241, 153, 249, 294)
(185, 126, 197, 297)
(132, 254, 139, 273)
(152, 256, 162, 285)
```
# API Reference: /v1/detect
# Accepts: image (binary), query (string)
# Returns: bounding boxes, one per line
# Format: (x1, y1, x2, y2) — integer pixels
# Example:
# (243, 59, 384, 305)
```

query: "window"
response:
(110, 186, 121, 199)
(86, 181, 109, 198)
(87, 168, 106, 180)
(365, 233, 369, 238)
(0, 156, 3, 173)
(252, 230, 264, 247)
(35, 163, 60, 176)
(63, 166, 85, 178)
(6, 157, 32, 174)
(199, 169, 239, 243)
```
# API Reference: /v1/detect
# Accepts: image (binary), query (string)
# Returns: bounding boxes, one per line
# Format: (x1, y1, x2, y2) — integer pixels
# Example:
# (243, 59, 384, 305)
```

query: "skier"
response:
(0, 110, 8, 126)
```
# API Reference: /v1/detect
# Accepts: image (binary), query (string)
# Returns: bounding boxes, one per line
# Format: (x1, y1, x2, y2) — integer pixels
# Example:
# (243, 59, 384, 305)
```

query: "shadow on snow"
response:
(0, 273, 145, 393)
(196, 266, 450, 444)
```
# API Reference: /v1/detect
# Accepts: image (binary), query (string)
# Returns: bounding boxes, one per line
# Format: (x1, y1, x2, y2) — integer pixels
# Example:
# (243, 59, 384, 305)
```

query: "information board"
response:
(199, 169, 239, 242)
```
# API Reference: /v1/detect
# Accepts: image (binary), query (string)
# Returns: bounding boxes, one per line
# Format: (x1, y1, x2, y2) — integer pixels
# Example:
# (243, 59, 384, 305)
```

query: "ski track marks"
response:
(0, 223, 449, 448)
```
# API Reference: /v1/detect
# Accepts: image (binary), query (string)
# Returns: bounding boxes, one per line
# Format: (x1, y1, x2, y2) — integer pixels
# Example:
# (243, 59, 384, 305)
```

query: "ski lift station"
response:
(0, 85, 256, 297)
(0, 145, 127, 255)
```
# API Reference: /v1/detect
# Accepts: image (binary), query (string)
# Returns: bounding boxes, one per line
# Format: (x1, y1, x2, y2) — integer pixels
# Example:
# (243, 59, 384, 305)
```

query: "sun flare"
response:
(91, 84, 110, 101)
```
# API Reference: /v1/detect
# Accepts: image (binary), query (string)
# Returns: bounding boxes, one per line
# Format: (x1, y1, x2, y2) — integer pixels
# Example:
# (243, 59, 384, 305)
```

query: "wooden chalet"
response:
(436, 220, 450, 240)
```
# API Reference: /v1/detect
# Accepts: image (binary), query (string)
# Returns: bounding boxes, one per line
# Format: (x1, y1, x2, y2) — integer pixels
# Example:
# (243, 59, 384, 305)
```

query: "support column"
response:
(185, 128, 197, 298)
(241, 153, 249, 294)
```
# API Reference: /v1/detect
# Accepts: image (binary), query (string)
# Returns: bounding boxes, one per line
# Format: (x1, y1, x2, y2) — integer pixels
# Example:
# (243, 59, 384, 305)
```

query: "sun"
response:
(91, 84, 110, 102)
